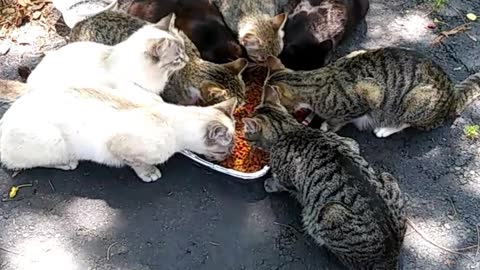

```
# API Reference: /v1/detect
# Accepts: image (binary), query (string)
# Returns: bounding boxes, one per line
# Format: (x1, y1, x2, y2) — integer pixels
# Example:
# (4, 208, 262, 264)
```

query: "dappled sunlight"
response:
(62, 197, 122, 233)
(6, 236, 78, 270)
(363, 7, 434, 47)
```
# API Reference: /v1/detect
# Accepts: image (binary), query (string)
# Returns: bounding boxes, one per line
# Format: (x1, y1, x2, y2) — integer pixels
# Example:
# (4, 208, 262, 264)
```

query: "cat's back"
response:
(70, 11, 147, 45)
(27, 42, 111, 89)
(271, 128, 405, 269)
(212, 0, 277, 30)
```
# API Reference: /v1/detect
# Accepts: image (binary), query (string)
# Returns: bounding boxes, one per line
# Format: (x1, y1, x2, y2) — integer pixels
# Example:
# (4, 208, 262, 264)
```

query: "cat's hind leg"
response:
(106, 134, 166, 183)
(0, 123, 75, 170)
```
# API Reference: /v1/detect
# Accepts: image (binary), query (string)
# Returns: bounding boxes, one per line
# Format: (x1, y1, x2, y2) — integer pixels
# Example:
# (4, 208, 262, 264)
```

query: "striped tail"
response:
(0, 80, 28, 103)
(452, 72, 480, 116)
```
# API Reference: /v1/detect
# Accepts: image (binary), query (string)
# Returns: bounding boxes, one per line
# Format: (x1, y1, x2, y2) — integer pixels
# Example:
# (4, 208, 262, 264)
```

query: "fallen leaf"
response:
(32, 11, 42, 19)
(466, 13, 477, 21)
(427, 22, 436, 29)
(2, 8, 16, 15)
(32, 2, 46, 11)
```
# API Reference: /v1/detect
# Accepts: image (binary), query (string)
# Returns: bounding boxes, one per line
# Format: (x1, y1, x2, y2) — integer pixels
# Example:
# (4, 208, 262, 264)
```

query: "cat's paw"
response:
(51, 160, 79, 171)
(264, 177, 286, 193)
(135, 166, 162, 183)
(374, 125, 409, 138)
(320, 122, 329, 132)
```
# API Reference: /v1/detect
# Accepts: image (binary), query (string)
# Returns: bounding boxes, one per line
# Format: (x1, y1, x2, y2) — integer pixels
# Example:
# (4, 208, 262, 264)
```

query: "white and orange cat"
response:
(27, 13, 188, 97)
(0, 85, 237, 182)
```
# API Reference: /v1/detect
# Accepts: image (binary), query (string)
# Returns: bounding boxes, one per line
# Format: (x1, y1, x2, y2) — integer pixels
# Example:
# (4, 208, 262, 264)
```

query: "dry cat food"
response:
(219, 84, 269, 173)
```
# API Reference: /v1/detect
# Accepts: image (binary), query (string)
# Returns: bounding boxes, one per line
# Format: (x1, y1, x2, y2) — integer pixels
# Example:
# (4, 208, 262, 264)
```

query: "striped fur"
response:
(267, 47, 480, 137)
(243, 86, 406, 269)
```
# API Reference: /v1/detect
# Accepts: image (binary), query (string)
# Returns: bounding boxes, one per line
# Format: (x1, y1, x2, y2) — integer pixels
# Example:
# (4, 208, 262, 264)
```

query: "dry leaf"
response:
(32, 2, 46, 11)
(32, 11, 42, 20)
(3, 8, 16, 15)
(466, 13, 477, 21)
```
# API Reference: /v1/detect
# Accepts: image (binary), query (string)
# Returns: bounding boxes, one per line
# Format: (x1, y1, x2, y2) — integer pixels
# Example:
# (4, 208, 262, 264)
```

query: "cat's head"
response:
(128, 13, 189, 78)
(197, 58, 249, 105)
(193, 98, 238, 161)
(238, 13, 288, 63)
(279, 40, 333, 70)
(242, 85, 299, 150)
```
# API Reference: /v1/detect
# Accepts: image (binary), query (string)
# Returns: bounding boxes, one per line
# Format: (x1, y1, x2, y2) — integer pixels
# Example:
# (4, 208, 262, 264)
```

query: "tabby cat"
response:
(0, 85, 237, 183)
(279, 0, 369, 70)
(266, 47, 480, 138)
(127, 0, 245, 63)
(69, 11, 248, 106)
(29, 14, 187, 96)
(212, 0, 288, 63)
(242, 85, 406, 269)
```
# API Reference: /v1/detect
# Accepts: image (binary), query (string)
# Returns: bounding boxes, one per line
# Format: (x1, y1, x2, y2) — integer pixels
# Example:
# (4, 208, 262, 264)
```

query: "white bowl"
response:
(52, 0, 118, 28)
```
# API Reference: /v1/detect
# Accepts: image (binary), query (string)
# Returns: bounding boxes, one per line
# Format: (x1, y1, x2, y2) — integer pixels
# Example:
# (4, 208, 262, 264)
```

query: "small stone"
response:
(454, 167, 461, 171)
(444, 223, 450, 229)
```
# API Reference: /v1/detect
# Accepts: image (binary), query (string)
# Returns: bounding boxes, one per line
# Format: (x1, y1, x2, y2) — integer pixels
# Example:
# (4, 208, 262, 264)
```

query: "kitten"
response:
(212, 0, 288, 63)
(29, 14, 188, 96)
(242, 86, 406, 269)
(279, 0, 369, 70)
(71, 11, 248, 106)
(127, 0, 245, 63)
(266, 48, 480, 138)
(0, 86, 237, 183)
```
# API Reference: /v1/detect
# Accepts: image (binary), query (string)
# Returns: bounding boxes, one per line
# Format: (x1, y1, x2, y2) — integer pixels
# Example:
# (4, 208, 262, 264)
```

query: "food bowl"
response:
(181, 110, 316, 180)
(52, 0, 118, 28)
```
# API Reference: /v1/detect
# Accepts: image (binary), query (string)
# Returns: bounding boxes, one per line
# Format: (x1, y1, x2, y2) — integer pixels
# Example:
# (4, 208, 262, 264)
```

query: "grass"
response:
(431, 0, 447, 10)
(464, 124, 480, 139)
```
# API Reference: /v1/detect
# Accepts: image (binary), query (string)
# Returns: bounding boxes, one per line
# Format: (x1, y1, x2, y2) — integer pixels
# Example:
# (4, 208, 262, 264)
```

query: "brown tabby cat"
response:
(279, 0, 369, 70)
(69, 11, 248, 105)
(242, 86, 406, 269)
(266, 47, 480, 138)
(212, 0, 288, 63)
(127, 0, 245, 63)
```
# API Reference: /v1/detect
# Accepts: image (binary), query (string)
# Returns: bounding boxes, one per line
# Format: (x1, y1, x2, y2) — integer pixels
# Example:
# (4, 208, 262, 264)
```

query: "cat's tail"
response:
(0, 80, 28, 103)
(452, 72, 480, 115)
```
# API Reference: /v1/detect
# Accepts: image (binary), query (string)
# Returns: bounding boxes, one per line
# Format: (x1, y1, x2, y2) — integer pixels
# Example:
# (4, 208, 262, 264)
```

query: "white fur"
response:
(352, 114, 375, 130)
(27, 25, 187, 96)
(0, 86, 234, 182)
(374, 125, 410, 138)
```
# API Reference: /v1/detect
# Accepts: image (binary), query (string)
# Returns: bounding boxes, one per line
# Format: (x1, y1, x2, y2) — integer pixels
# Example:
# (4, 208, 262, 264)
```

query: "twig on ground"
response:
(209, 242, 220, 246)
(476, 225, 480, 258)
(446, 197, 457, 219)
(11, 171, 20, 178)
(48, 180, 55, 192)
(431, 23, 471, 47)
(407, 218, 477, 256)
(106, 242, 118, 261)
(0, 246, 23, 257)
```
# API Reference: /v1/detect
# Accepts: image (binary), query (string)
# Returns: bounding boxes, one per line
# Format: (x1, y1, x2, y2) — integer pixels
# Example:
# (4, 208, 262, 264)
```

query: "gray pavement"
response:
(0, 0, 479, 269)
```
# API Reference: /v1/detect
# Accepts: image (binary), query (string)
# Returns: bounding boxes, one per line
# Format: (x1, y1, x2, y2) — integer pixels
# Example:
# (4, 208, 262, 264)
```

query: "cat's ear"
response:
(241, 33, 261, 49)
(271, 13, 288, 32)
(223, 58, 248, 76)
(155, 13, 176, 31)
(212, 97, 238, 117)
(242, 118, 261, 134)
(266, 55, 285, 73)
(146, 38, 169, 60)
(207, 121, 232, 146)
(261, 85, 282, 107)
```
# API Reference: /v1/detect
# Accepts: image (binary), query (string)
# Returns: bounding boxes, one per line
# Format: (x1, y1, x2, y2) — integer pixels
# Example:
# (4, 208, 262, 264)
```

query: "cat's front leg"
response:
(127, 162, 162, 183)
(320, 120, 347, 133)
(264, 174, 289, 193)
(106, 134, 165, 183)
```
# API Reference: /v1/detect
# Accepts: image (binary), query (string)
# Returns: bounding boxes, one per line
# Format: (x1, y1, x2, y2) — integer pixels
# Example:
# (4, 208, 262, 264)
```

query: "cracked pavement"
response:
(0, 0, 479, 269)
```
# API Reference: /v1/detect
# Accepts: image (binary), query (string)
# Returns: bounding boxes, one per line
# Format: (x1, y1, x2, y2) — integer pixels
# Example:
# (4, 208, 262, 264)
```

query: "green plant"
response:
(464, 124, 479, 139)
(432, 0, 447, 10)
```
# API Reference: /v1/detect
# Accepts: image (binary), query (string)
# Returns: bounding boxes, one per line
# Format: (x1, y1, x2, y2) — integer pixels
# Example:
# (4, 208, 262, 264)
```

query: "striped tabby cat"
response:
(212, 0, 288, 63)
(242, 86, 406, 269)
(266, 47, 480, 137)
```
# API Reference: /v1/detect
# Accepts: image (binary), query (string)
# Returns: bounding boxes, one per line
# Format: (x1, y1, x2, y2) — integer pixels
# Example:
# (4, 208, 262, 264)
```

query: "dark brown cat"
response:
(128, 0, 245, 63)
(279, 0, 369, 70)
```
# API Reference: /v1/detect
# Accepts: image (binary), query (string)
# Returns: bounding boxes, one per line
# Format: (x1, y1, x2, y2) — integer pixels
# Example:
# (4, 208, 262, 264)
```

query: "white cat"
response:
(27, 14, 188, 96)
(0, 86, 237, 182)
